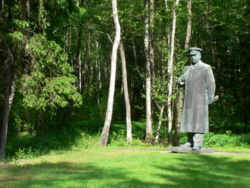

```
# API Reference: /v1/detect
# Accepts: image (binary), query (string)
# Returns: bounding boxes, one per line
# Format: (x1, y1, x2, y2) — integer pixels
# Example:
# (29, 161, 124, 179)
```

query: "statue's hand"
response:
(209, 95, 219, 104)
(177, 78, 185, 86)
(214, 95, 219, 102)
(177, 81, 184, 86)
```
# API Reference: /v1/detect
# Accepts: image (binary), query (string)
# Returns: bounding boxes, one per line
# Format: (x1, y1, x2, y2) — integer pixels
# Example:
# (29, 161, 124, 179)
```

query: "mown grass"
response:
(2, 120, 250, 187)
(1, 148, 250, 188)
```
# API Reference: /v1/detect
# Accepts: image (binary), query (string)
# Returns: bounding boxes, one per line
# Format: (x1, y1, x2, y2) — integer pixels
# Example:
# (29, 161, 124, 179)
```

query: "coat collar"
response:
(190, 60, 203, 69)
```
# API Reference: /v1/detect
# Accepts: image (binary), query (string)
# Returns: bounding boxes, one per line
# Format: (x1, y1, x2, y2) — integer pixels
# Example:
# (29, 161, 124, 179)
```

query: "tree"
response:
(0, 1, 82, 159)
(167, 0, 180, 144)
(144, 0, 154, 141)
(0, 0, 28, 160)
(0, 53, 16, 161)
(100, 0, 121, 146)
(119, 42, 132, 143)
(185, 0, 192, 50)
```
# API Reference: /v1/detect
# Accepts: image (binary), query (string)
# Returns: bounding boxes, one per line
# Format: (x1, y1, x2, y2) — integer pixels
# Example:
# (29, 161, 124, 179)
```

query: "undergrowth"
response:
(6, 120, 250, 160)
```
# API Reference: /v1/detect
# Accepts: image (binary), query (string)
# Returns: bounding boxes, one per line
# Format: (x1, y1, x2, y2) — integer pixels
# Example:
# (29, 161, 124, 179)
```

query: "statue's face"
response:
(190, 52, 201, 64)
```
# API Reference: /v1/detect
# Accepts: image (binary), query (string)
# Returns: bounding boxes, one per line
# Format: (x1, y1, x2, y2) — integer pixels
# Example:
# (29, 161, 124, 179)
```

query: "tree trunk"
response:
(76, 0, 83, 91)
(100, 0, 121, 146)
(66, 27, 72, 66)
(185, 0, 192, 50)
(149, 0, 155, 83)
(76, 26, 83, 91)
(38, 0, 45, 29)
(144, 0, 153, 141)
(26, 0, 30, 18)
(167, 0, 180, 144)
(154, 105, 165, 143)
(132, 39, 143, 78)
(119, 42, 132, 143)
(95, 40, 102, 110)
(0, 0, 4, 15)
(0, 67, 15, 161)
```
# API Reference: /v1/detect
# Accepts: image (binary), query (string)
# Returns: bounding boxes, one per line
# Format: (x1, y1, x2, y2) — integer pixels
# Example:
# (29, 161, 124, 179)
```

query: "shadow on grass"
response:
(1, 154, 250, 188)
(154, 154, 250, 188)
(1, 161, 161, 188)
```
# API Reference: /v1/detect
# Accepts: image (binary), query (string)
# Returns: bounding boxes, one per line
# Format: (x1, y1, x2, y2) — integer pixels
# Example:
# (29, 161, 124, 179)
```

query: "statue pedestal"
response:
(169, 146, 214, 154)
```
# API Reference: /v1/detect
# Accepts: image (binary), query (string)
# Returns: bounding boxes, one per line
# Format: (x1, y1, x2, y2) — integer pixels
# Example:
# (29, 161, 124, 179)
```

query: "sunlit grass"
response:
(1, 148, 250, 188)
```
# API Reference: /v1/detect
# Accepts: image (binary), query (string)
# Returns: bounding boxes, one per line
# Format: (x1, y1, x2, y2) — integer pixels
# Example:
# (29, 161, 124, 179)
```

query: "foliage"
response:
(19, 34, 82, 110)
(204, 132, 250, 148)
(178, 132, 250, 151)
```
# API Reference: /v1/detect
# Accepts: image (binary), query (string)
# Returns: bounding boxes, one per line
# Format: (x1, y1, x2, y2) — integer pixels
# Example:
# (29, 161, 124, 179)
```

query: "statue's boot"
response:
(179, 142, 192, 149)
(192, 133, 204, 150)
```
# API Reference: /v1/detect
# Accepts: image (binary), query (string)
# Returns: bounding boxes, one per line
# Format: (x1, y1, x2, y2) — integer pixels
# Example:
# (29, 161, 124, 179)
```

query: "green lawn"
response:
(1, 148, 250, 188)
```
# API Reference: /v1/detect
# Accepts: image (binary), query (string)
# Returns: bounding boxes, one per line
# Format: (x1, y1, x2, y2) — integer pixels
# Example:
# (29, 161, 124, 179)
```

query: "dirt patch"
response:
(115, 148, 250, 156)
(0, 162, 8, 168)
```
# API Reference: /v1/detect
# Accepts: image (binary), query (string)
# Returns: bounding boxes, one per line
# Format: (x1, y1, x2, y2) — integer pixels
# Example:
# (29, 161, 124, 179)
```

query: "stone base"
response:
(169, 146, 214, 154)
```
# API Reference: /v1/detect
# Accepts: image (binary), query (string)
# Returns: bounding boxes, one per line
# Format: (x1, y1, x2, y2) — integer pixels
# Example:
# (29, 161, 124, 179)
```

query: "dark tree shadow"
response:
(1, 161, 165, 188)
(154, 154, 250, 188)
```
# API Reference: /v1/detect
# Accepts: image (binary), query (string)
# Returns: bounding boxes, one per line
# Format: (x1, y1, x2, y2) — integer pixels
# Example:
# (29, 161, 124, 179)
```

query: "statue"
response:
(171, 47, 218, 153)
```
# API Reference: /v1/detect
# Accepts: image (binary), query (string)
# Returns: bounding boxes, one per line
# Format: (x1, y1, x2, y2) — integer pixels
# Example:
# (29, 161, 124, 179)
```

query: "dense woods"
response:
(0, 0, 249, 160)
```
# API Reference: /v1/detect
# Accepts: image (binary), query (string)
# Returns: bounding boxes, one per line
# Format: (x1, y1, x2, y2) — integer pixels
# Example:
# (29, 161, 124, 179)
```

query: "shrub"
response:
(204, 133, 250, 147)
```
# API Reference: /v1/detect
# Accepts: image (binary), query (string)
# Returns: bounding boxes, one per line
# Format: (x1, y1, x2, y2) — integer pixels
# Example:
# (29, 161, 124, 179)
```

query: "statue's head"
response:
(188, 47, 202, 64)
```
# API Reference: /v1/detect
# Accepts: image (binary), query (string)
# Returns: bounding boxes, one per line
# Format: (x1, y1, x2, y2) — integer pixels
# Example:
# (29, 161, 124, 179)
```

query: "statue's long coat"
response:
(178, 61, 216, 133)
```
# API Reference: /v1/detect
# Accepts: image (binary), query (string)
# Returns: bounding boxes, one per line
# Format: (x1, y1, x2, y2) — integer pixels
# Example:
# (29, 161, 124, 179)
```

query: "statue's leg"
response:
(192, 133, 204, 150)
(187, 132, 194, 147)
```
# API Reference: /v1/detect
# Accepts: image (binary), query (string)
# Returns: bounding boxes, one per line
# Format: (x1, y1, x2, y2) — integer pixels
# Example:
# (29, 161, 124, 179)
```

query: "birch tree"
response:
(100, 0, 121, 146)
(144, 0, 154, 141)
(119, 42, 132, 143)
(185, 0, 192, 50)
(153, 0, 169, 143)
(76, 27, 83, 91)
(167, 0, 180, 144)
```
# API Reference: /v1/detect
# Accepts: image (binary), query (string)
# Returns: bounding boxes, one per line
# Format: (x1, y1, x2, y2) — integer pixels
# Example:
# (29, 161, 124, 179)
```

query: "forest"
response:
(0, 0, 250, 162)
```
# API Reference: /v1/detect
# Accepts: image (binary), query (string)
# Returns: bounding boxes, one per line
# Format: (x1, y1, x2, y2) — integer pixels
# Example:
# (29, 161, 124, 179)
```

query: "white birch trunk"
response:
(100, 0, 121, 146)
(119, 42, 132, 143)
(95, 41, 102, 108)
(78, 52, 82, 91)
(76, 26, 83, 91)
(149, 0, 155, 83)
(185, 0, 192, 50)
(154, 105, 165, 143)
(76, 0, 82, 91)
(144, 0, 153, 140)
(167, 0, 180, 143)
(66, 27, 72, 66)
(26, 0, 30, 17)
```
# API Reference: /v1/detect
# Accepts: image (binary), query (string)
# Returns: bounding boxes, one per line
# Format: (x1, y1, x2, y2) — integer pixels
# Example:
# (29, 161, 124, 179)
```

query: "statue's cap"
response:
(188, 47, 203, 55)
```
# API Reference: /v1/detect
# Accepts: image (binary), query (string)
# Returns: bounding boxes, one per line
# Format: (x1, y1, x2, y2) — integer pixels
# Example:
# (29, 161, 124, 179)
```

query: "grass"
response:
(3, 120, 250, 187)
(1, 147, 250, 188)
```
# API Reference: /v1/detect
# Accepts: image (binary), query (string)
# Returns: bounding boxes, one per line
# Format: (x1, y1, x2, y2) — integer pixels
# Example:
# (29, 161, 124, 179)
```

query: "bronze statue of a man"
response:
(177, 47, 218, 150)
